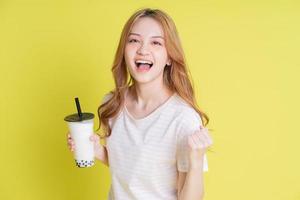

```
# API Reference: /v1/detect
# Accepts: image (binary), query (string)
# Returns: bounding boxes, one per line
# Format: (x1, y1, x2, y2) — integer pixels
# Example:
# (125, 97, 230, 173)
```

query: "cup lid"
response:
(64, 112, 94, 122)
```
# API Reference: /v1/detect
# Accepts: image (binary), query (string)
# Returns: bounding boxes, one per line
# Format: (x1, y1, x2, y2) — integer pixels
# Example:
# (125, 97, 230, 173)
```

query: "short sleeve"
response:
(176, 108, 209, 172)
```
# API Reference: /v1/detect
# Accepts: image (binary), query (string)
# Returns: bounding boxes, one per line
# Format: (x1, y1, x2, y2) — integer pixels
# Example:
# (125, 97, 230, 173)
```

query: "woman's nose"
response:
(137, 44, 150, 55)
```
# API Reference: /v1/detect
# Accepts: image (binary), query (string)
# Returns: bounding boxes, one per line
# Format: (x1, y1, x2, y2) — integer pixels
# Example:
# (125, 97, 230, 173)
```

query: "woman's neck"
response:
(127, 83, 173, 110)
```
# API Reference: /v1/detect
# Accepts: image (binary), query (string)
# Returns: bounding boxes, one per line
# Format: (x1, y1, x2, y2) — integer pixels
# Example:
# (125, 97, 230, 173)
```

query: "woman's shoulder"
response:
(172, 94, 202, 124)
(172, 94, 198, 113)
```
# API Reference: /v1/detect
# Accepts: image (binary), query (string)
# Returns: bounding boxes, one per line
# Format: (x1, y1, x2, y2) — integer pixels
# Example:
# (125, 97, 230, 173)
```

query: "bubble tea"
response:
(64, 97, 95, 168)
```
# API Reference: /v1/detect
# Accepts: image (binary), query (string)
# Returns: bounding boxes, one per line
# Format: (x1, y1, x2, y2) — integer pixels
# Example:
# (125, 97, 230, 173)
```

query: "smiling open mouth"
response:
(135, 60, 153, 71)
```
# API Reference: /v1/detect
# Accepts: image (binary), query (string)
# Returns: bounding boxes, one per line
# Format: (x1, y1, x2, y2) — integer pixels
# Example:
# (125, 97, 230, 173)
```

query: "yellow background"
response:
(1, 1, 299, 199)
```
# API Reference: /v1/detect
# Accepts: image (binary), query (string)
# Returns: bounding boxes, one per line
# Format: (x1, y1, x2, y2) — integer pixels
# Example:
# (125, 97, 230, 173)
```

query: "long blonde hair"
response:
(96, 8, 210, 139)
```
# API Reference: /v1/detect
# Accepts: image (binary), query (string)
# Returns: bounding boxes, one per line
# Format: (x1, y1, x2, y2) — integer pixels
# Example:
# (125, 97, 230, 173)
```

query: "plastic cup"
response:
(64, 98, 95, 168)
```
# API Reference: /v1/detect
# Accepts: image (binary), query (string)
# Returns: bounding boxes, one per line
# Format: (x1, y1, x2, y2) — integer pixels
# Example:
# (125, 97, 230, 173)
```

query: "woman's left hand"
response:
(187, 126, 213, 169)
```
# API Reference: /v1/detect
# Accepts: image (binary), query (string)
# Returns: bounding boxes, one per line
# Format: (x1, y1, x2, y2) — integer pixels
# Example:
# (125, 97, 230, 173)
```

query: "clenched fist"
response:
(187, 126, 213, 169)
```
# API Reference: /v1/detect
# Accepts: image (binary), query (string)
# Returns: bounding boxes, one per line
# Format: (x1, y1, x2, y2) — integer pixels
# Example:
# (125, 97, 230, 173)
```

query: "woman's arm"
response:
(177, 171, 187, 197)
(178, 126, 212, 200)
(177, 163, 204, 200)
(92, 135, 109, 167)
(95, 145, 109, 167)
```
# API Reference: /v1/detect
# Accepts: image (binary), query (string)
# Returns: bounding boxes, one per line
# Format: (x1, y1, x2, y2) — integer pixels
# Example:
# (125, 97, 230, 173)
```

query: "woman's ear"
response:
(167, 59, 172, 66)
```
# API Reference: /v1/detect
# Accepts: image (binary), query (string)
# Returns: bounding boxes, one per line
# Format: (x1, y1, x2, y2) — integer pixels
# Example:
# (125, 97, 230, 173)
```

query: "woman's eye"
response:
(129, 39, 139, 43)
(153, 41, 162, 46)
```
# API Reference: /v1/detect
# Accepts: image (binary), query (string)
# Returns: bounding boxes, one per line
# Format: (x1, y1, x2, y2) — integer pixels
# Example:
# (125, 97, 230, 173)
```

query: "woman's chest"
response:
(106, 111, 181, 174)
(110, 110, 181, 145)
(107, 132, 177, 179)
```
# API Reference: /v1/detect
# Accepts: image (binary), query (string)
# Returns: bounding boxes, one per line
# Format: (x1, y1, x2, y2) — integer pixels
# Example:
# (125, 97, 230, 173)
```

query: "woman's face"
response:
(124, 17, 170, 84)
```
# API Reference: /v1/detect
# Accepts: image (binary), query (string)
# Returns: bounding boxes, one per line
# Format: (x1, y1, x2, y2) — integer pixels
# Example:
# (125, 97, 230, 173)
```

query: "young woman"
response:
(67, 8, 213, 200)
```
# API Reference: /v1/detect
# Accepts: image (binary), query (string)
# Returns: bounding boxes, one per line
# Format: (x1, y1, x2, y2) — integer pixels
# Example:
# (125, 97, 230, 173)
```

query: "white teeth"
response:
(135, 60, 153, 65)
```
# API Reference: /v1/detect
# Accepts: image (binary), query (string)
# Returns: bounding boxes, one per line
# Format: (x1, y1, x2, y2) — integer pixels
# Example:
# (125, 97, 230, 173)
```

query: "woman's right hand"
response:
(89, 134, 107, 162)
(66, 131, 108, 166)
(67, 132, 75, 152)
(66, 132, 102, 155)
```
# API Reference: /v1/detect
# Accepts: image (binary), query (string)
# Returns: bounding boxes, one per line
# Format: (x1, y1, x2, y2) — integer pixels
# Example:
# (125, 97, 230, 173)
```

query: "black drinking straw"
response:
(75, 97, 83, 120)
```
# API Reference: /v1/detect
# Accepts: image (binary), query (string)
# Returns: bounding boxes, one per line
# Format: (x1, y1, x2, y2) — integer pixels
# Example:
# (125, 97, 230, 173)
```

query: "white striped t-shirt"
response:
(102, 91, 208, 200)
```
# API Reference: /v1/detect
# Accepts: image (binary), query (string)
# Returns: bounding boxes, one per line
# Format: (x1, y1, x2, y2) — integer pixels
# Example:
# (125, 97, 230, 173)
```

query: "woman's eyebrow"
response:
(129, 32, 164, 39)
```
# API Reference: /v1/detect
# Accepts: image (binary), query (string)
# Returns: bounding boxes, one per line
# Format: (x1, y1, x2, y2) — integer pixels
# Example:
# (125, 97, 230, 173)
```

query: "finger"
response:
(68, 142, 74, 150)
(188, 136, 197, 149)
(68, 138, 74, 145)
(189, 133, 202, 149)
(195, 131, 209, 148)
(90, 136, 96, 142)
(90, 134, 97, 140)
(198, 127, 212, 144)
(90, 134, 99, 141)
(205, 133, 213, 146)
(201, 130, 213, 146)
(198, 129, 209, 141)
(193, 132, 206, 148)
(68, 138, 75, 146)
(68, 143, 73, 151)
(191, 133, 201, 147)
(68, 135, 73, 142)
(94, 134, 100, 141)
